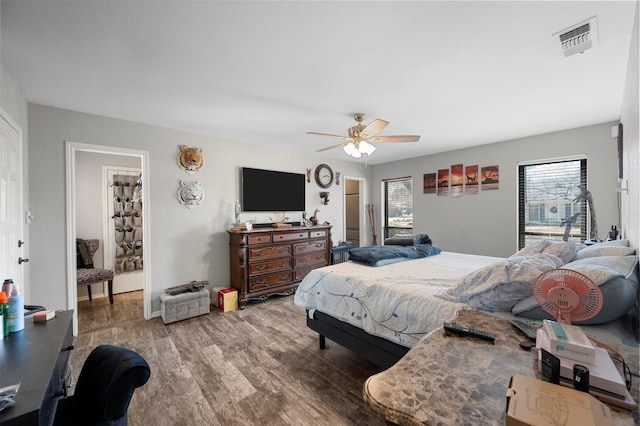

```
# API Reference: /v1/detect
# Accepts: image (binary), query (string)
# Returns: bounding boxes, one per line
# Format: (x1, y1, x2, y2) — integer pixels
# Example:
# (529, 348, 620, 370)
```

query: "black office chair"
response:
(53, 345, 151, 426)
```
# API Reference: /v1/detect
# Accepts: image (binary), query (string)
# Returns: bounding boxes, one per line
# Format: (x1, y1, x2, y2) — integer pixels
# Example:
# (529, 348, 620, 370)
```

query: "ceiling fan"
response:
(307, 113, 421, 158)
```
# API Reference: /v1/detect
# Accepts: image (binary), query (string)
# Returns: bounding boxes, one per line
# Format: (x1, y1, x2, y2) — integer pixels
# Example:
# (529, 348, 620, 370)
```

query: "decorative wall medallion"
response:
(177, 145, 204, 175)
(178, 180, 204, 208)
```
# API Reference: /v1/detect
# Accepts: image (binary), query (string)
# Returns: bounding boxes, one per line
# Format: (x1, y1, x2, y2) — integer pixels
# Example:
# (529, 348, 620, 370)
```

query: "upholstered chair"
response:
(77, 239, 115, 304)
(53, 345, 151, 426)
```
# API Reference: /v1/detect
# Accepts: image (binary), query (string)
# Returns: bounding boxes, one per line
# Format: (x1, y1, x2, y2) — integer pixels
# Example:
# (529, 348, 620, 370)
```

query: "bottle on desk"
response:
(3, 279, 24, 333)
(0, 291, 8, 338)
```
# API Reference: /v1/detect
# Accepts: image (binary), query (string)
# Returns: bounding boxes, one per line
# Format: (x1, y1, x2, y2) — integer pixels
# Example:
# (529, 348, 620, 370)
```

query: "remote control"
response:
(510, 320, 537, 341)
(443, 323, 495, 343)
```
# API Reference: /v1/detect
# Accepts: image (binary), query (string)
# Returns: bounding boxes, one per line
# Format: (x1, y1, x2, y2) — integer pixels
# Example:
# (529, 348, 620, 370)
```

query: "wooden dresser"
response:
(228, 224, 332, 307)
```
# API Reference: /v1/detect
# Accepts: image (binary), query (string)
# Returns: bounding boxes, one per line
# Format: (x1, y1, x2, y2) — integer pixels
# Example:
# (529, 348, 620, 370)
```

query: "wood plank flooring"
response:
(73, 292, 386, 426)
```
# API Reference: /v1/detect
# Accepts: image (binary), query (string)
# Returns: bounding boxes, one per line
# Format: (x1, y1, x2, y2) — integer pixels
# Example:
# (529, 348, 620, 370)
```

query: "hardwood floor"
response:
(73, 292, 386, 426)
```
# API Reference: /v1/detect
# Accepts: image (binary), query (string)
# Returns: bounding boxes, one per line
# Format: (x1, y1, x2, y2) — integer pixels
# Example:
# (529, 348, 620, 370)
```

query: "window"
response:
(384, 177, 413, 239)
(518, 158, 587, 248)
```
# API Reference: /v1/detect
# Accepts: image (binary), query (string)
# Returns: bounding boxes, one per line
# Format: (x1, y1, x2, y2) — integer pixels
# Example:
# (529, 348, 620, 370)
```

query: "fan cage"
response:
(532, 268, 603, 321)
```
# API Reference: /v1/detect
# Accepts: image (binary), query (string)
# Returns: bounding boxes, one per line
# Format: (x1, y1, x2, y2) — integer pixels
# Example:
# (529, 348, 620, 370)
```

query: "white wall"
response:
(27, 104, 371, 313)
(620, 2, 639, 250)
(0, 64, 31, 301)
(372, 123, 621, 258)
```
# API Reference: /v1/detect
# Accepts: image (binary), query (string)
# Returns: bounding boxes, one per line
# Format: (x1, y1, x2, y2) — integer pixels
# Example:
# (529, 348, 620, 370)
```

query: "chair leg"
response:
(87, 285, 92, 301)
(108, 279, 113, 304)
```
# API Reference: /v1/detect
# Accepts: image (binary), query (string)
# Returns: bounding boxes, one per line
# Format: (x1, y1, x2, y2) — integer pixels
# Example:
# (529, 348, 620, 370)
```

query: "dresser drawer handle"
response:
(279, 262, 287, 267)
(255, 279, 266, 285)
(256, 265, 266, 271)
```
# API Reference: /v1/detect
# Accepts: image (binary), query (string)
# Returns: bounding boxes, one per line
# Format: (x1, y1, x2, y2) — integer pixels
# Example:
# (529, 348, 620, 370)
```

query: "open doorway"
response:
(65, 142, 151, 336)
(344, 177, 365, 246)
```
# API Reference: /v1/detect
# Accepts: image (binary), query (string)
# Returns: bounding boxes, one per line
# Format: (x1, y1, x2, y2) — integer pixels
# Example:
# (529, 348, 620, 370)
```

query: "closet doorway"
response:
(65, 142, 151, 336)
(104, 166, 144, 295)
(344, 177, 365, 246)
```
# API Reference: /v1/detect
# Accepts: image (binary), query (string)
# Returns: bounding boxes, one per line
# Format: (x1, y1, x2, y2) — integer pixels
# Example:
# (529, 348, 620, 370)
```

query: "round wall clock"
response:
(314, 164, 334, 188)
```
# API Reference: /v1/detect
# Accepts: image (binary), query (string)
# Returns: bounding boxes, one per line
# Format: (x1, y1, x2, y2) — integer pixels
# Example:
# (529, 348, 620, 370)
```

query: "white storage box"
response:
(160, 288, 210, 324)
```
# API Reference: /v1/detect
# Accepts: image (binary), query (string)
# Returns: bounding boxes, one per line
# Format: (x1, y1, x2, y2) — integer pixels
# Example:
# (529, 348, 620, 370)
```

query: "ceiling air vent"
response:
(555, 16, 598, 57)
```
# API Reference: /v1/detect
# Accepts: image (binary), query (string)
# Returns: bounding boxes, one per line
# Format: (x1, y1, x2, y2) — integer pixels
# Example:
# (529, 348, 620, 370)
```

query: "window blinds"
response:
(518, 159, 587, 248)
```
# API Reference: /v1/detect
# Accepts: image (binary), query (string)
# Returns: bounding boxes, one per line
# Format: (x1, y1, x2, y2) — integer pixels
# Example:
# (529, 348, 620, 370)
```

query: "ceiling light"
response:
(343, 142, 356, 156)
(359, 141, 376, 156)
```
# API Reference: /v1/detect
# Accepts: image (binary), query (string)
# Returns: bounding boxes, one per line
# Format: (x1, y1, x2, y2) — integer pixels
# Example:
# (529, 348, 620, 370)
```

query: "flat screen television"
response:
(241, 167, 306, 212)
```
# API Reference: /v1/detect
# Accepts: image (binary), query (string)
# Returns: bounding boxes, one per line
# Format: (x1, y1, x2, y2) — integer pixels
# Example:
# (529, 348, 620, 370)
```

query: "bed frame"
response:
(306, 310, 410, 369)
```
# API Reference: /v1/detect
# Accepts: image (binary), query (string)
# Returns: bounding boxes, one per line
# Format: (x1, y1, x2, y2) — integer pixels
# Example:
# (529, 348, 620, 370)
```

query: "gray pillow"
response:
(574, 244, 635, 260)
(383, 235, 414, 246)
(512, 255, 639, 324)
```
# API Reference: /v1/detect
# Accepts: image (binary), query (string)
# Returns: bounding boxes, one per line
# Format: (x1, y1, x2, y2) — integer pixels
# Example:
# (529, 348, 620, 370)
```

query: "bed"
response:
(294, 239, 639, 369)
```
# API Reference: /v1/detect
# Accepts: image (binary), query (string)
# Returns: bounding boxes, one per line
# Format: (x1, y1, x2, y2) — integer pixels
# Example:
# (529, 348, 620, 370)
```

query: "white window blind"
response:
(518, 159, 587, 248)
(384, 177, 413, 239)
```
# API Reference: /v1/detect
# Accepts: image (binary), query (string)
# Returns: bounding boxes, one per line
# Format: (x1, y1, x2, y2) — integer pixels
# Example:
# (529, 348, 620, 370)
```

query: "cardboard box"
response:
(542, 320, 595, 364)
(218, 288, 238, 312)
(506, 375, 613, 426)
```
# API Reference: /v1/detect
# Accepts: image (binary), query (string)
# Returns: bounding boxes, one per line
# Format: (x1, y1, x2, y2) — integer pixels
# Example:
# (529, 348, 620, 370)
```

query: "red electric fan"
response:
(532, 269, 603, 324)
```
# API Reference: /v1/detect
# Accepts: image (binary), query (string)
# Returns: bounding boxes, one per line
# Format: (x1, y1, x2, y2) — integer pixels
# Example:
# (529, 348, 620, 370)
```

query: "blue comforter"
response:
(348, 234, 441, 266)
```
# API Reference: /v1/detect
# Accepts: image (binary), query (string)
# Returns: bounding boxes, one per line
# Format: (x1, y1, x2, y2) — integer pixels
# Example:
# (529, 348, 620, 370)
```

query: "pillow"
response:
(413, 233, 433, 246)
(513, 255, 639, 324)
(76, 239, 94, 269)
(573, 244, 635, 260)
(592, 239, 629, 247)
(510, 240, 580, 264)
(438, 253, 564, 311)
(348, 245, 424, 266)
(383, 235, 414, 246)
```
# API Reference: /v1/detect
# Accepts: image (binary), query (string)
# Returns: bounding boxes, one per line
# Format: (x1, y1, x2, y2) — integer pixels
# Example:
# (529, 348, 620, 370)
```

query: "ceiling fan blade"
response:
(316, 141, 350, 152)
(306, 131, 350, 140)
(360, 119, 389, 138)
(369, 135, 421, 143)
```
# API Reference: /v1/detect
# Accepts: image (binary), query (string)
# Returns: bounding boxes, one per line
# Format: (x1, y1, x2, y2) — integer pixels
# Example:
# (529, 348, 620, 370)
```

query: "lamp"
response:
(343, 140, 376, 158)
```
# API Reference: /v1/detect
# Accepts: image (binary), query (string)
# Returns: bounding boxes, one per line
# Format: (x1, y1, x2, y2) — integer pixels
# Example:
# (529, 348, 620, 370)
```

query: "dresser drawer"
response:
(249, 272, 293, 290)
(273, 231, 309, 242)
(294, 252, 327, 269)
(294, 239, 327, 255)
(310, 230, 327, 238)
(248, 244, 292, 260)
(248, 234, 271, 245)
(249, 258, 292, 276)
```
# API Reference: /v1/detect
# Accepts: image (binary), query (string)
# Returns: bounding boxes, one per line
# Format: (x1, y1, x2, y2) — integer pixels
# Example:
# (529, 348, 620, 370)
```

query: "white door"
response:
(104, 166, 144, 294)
(0, 112, 24, 290)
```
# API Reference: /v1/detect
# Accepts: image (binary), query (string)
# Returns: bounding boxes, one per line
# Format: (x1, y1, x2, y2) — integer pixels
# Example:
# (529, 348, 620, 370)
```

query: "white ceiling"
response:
(1, 1, 636, 165)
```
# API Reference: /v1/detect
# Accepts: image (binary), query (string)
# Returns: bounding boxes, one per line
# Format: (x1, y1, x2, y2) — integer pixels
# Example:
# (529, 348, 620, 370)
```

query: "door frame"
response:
(65, 141, 152, 335)
(342, 176, 366, 247)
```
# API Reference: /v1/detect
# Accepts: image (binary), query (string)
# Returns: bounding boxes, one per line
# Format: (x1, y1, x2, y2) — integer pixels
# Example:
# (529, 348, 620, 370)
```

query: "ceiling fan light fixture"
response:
(359, 140, 376, 156)
(343, 142, 357, 156)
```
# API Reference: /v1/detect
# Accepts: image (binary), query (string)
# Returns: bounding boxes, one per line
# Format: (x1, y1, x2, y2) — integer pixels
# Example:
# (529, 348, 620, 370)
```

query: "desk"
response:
(363, 310, 635, 425)
(0, 311, 74, 426)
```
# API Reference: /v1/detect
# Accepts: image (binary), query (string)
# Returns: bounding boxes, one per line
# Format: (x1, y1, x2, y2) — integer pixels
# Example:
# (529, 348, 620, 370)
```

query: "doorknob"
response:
(18, 240, 24, 247)
(18, 257, 29, 264)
